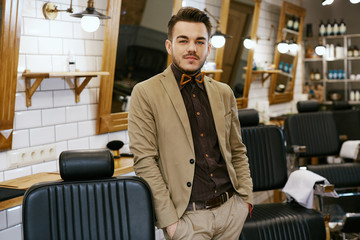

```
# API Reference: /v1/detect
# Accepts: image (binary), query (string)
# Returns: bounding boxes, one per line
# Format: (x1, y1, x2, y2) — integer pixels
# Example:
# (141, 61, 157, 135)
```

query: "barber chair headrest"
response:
(297, 100, 320, 113)
(59, 150, 114, 181)
(333, 101, 352, 110)
(238, 109, 259, 127)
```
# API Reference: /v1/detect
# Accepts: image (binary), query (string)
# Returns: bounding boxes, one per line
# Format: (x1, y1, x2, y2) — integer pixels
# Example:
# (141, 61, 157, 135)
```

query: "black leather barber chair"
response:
(22, 150, 155, 240)
(307, 163, 360, 238)
(113, 45, 167, 97)
(332, 101, 360, 143)
(238, 109, 326, 240)
(284, 100, 341, 169)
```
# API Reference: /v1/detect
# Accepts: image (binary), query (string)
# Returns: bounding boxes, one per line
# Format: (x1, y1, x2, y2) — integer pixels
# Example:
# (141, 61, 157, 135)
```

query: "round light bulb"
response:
(315, 45, 326, 56)
(211, 35, 226, 48)
(243, 38, 256, 49)
(289, 43, 298, 53)
(277, 42, 289, 54)
(81, 16, 100, 32)
(349, 0, 360, 3)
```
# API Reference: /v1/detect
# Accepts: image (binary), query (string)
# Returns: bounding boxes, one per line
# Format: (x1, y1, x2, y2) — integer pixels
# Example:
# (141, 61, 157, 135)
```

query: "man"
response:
(128, 7, 252, 240)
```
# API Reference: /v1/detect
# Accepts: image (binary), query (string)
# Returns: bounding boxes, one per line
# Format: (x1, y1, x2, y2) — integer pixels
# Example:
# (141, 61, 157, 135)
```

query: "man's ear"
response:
(165, 39, 172, 55)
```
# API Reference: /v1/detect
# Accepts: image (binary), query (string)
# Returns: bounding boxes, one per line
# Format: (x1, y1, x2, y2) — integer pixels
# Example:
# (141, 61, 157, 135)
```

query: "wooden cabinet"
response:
(269, 1, 306, 105)
(304, 34, 360, 104)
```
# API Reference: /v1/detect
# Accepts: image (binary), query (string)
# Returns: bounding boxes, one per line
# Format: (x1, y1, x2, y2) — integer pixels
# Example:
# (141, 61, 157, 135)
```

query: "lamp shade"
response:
(71, 6, 110, 32)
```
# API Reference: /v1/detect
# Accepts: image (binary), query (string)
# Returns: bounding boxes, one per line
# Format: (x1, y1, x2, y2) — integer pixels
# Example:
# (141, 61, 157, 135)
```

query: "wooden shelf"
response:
(248, 69, 282, 86)
(22, 70, 110, 107)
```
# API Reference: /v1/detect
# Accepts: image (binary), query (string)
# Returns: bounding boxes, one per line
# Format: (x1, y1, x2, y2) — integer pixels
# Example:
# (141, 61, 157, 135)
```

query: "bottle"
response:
(315, 69, 321, 80)
(279, 61, 284, 71)
(293, 17, 299, 32)
(353, 46, 359, 57)
(356, 91, 360, 101)
(333, 19, 339, 36)
(339, 69, 343, 79)
(319, 20, 326, 36)
(289, 64, 294, 74)
(326, 20, 333, 36)
(348, 46, 354, 57)
(328, 69, 333, 79)
(339, 19, 346, 35)
(287, 16, 294, 30)
(310, 69, 315, 80)
(333, 69, 338, 79)
(68, 50, 76, 72)
(284, 63, 289, 73)
(350, 91, 355, 101)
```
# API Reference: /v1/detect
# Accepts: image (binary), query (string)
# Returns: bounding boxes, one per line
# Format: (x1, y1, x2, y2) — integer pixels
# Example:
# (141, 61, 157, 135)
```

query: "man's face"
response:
(165, 21, 211, 75)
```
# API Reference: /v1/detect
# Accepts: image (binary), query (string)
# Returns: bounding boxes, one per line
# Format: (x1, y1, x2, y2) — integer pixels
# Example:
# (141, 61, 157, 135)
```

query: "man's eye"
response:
(197, 41, 205, 45)
(179, 40, 188, 43)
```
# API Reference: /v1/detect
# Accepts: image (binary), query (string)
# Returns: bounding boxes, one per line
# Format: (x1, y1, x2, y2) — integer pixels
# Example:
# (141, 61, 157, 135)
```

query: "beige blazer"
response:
(128, 66, 253, 229)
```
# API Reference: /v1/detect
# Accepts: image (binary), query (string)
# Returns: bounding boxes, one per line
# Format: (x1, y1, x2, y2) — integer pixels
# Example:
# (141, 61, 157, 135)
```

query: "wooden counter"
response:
(0, 157, 133, 211)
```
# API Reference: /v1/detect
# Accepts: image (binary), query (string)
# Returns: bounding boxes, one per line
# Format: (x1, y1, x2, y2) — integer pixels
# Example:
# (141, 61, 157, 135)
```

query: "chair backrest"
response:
(22, 150, 155, 240)
(284, 101, 340, 157)
(126, 45, 167, 81)
(239, 109, 288, 191)
(307, 162, 360, 189)
(331, 102, 360, 141)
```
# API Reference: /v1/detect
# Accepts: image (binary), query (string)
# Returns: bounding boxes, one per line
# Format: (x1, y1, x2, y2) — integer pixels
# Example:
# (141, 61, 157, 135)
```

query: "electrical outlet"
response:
(7, 144, 57, 167)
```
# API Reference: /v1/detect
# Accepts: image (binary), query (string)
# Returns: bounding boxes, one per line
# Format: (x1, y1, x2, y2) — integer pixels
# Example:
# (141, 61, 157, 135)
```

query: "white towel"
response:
(339, 140, 360, 160)
(282, 169, 338, 209)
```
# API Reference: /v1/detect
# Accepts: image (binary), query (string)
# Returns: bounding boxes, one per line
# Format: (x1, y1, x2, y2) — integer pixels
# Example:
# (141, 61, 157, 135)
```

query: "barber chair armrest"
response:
(339, 134, 348, 142)
(291, 145, 307, 153)
(314, 183, 335, 195)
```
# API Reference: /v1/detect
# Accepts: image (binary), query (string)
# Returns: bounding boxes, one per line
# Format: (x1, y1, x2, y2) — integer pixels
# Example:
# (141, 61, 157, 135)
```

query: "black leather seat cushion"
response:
(23, 177, 155, 240)
(240, 203, 326, 240)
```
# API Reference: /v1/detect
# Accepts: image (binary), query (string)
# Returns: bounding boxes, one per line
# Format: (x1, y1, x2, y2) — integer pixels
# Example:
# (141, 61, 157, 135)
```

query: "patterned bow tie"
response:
(180, 72, 205, 86)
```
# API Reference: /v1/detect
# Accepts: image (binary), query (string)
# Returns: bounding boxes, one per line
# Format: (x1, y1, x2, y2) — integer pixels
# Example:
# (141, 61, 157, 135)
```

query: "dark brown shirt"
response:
(171, 64, 233, 202)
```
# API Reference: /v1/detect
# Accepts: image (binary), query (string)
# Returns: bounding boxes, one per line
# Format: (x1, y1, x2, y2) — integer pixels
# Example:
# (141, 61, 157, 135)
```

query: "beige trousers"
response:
(163, 194, 249, 240)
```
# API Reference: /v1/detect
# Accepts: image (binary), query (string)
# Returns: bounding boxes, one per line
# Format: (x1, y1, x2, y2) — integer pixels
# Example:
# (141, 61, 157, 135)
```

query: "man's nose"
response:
(187, 41, 197, 52)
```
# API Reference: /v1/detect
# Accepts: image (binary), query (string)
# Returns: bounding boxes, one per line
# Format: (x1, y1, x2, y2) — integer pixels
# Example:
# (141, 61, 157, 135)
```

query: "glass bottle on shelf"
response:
(287, 16, 294, 30)
(310, 69, 315, 80)
(326, 20, 333, 36)
(284, 63, 289, 73)
(339, 19, 346, 35)
(348, 46, 354, 57)
(315, 69, 321, 80)
(333, 70, 338, 79)
(353, 46, 359, 57)
(328, 69, 333, 80)
(293, 17, 299, 32)
(279, 61, 284, 71)
(333, 19, 339, 35)
(319, 20, 326, 36)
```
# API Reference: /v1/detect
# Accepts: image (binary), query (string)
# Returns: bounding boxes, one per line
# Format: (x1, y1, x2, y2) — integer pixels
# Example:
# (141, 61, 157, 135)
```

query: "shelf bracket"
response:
(74, 76, 95, 103)
(25, 77, 45, 107)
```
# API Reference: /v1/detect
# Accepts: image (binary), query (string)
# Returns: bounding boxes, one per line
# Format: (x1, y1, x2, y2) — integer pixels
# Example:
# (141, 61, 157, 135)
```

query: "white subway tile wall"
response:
(0, 0, 302, 238)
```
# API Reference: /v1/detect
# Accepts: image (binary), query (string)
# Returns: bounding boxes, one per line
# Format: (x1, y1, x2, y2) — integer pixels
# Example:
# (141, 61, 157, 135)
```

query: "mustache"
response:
(183, 54, 200, 59)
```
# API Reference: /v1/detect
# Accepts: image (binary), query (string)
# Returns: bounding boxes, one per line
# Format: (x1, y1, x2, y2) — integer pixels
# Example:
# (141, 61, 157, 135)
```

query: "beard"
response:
(172, 53, 206, 76)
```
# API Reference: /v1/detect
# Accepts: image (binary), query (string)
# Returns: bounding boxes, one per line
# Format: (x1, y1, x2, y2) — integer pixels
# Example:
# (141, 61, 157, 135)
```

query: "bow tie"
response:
(180, 72, 205, 86)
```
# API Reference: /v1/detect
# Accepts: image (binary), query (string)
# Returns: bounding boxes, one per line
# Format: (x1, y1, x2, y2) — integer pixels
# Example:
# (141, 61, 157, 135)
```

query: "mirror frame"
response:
(268, 1, 306, 105)
(238, 0, 261, 109)
(0, 0, 23, 150)
(96, 0, 233, 134)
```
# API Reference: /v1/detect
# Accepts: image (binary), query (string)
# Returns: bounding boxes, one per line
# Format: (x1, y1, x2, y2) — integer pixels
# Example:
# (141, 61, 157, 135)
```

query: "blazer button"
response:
(189, 159, 195, 164)
(187, 182, 191, 187)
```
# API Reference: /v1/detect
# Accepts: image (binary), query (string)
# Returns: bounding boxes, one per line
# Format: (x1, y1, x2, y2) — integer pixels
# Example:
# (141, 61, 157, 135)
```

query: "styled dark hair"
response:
(167, 7, 212, 40)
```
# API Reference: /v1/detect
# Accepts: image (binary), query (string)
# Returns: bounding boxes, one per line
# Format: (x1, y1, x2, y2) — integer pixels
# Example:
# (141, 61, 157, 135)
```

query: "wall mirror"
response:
(268, 1, 306, 104)
(221, 0, 261, 109)
(97, 0, 261, 133)
(0, 0, 23, 151)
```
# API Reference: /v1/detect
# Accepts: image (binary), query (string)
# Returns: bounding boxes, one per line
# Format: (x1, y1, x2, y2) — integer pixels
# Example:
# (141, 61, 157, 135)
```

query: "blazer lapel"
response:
(159, 67, 194, 154)
(204, 77, 226, 148)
